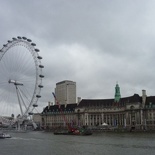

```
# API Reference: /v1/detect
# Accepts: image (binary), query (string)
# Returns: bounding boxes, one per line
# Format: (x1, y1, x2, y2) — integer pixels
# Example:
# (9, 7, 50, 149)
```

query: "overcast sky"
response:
(1, 0, 155, 112)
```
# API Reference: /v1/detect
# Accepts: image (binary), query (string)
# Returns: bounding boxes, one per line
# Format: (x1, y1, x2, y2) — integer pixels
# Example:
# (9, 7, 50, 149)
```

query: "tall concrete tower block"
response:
(55, 80, 76, 105)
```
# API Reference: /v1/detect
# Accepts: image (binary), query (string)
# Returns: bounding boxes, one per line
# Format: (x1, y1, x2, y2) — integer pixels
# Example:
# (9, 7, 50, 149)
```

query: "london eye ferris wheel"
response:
(0, 36, 44, 123)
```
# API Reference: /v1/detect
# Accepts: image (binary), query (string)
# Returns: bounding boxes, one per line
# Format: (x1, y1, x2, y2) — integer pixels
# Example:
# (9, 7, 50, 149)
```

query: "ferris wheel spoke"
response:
(15, 53, 33, 76)
(0, 59, 11, 78)
(18, 86, 31, 105)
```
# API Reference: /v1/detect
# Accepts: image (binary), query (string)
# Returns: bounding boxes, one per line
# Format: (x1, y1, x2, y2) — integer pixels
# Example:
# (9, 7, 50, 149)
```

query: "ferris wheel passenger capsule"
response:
(35, 49, 40, 52)
(27, 39, 32, 42)
(17, 36, 22, 39)
(36, 95, 41, 98)
(38, 85, 43, 88)
(39, 75, 44, 78)
(12, 37, 17, 40)
(39, 65, 44, 68)
(31, 43, 36, 46)
(22, 37, 27, 40)
(37, 56, 42, 59)
(33, 104, 38, 107)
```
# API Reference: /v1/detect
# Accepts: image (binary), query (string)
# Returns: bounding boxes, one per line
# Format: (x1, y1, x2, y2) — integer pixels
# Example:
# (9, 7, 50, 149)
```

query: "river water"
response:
(0, 131, 155, 155)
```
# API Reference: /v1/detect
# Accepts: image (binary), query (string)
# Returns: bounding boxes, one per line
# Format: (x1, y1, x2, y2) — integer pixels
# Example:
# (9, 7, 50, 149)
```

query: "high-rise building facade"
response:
(55, 80, 76, 105)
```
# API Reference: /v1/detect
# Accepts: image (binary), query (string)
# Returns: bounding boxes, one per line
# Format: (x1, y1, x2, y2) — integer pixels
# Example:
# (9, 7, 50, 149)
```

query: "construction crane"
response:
(52, 92, 76, 132)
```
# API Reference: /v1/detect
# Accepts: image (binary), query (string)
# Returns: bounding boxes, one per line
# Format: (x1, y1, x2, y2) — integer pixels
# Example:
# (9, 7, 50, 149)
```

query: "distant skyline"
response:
(0, 0, 155, 113)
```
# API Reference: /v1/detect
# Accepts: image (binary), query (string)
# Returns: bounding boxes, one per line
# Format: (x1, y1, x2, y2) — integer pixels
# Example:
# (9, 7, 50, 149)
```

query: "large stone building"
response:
(41, 84, 155, 131)
(55, 80, 76, 105)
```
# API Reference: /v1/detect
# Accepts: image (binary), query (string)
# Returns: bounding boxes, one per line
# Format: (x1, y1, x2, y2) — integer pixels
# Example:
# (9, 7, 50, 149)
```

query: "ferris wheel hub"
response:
(8, 79, 24, 86)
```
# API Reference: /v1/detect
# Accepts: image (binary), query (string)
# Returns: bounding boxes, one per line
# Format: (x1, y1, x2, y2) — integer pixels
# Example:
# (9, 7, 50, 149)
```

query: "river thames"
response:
(0, 131, 155, 155)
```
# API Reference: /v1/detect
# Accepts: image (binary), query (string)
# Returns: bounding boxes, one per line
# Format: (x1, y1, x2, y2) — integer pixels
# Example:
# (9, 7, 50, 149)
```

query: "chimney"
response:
(48, 101, 51, 109)
(77, 97, 81, 104)
(142, 90, 146, 107)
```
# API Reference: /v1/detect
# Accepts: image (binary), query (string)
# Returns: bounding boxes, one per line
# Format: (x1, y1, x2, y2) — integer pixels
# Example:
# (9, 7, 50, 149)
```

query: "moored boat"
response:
(54, 126, 92, 136)
(0, 133, 5, 139)
(0, 133, 11, 139)
(3, 133, 11, 138)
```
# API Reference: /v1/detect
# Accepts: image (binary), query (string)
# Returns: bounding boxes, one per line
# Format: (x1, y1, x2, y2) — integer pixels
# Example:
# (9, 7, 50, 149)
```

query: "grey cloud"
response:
(0, 0, 155, 114)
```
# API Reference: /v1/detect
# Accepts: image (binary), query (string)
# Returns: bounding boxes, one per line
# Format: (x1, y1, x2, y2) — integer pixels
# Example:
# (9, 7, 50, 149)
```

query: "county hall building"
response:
(41, 83, 155, 131)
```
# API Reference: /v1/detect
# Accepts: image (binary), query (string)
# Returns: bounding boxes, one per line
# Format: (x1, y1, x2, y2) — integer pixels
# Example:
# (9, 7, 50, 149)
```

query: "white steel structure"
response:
(0, 36, 44, 128)
(55, 80, 76, 105)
